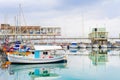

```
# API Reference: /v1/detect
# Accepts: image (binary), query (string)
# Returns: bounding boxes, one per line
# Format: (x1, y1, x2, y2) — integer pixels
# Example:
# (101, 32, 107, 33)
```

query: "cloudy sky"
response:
(0, 0, 120, 38)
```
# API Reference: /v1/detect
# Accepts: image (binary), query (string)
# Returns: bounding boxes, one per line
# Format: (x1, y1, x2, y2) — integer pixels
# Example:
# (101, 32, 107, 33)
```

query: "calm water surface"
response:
(1, 48, 120, 80)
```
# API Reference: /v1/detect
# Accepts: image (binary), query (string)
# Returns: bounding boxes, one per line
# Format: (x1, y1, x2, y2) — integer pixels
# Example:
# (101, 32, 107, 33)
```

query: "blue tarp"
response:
(15, 41, 21, 44)
(71, 43, 77, 45)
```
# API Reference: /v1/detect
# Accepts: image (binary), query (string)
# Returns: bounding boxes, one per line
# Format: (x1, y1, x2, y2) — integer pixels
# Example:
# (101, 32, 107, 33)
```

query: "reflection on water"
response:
(89, 49, 108, 66)
(69, 48, 78, 53)
(1, 49, 120, 80)
(8, 63, 67, 80)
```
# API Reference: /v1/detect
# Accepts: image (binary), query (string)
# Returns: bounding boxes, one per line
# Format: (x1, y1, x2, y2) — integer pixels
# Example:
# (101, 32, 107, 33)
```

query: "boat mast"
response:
(14, 15, 19, 41)
(4, 15, 8, 43)
(81, 11, 84, 38)
(14, 16, 16, 41)
(19, 4, 22, 41)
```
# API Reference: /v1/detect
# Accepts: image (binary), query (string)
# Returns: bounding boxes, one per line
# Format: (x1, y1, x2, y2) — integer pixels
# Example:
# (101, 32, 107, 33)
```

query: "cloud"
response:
(0, 0, 120, 38)
(0, 0, 60, 6)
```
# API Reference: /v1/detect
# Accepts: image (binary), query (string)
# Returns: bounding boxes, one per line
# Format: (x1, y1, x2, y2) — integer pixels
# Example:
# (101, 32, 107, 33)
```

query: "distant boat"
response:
(79, 48, 87, 52)
(92, 44, 99, 48)
(86, 44, 92, 48)
(69, 42, 78, 48)
(113, 43, 120, 48)
(107, 44, 113, 48)
(86, 45, 92, 48)
(101, 44, 107, 48)
(79, 43, 86, 48)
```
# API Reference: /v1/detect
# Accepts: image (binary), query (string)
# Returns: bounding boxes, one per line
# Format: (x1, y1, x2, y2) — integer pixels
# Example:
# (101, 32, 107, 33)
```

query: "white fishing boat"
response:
(7, 50, 67, 64)
(7, 41, 67, 64)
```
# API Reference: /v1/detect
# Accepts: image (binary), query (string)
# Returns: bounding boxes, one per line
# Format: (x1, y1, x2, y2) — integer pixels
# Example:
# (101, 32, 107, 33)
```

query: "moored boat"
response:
(92, 44, 99, 48)
(101, 44, 107, 48)
(107, 44, 113, 48)
(69, 42, 78, 48)
(7, 50, 67, 64)
(6, 40, 67, 64)
(79, 43, 86, 48)
(86, 44, 92, 48)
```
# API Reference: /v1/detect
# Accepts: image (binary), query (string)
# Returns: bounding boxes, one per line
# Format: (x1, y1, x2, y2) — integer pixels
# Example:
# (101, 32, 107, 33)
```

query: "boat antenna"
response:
(81, 11, 84, 38)
(19, 4, 22, 41)
(4, 14, 9, 43)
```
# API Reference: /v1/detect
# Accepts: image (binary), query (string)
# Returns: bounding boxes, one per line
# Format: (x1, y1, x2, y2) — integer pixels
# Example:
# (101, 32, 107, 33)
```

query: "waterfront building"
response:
(0, 24, 61, 44)
(89, 28, 108, 45)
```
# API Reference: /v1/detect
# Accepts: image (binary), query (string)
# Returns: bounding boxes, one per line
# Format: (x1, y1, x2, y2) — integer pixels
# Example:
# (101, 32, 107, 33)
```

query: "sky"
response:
(0, 0, 120, 38)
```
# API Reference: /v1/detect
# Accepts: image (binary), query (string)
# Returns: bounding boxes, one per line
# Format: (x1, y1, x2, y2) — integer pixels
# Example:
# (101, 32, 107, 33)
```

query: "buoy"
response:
(6, 51, 13, 55)
(3, 47, 7, 52)
(25, 51, 31, 56)
(1, 61, 11, 68)
(5, 61, 11, 65)
(6, 52, 9, 55)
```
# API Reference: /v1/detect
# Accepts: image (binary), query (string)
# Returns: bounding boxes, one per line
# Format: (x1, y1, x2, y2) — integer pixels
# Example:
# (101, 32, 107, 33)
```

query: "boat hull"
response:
(101, 45, 107, 48)
(8, 54, 67, 64)
(92, 44, 98, 48)
(79, 44, 86, 48)
(69, 45, 78, 48)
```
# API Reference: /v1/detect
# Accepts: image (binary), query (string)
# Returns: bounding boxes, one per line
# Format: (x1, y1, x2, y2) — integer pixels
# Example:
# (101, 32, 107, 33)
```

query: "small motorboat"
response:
(69, 42, 78, 49)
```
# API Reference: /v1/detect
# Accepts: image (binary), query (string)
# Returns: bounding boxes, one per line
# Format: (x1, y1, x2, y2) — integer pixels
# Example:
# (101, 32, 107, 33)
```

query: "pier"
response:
(0, 24, 120, 45)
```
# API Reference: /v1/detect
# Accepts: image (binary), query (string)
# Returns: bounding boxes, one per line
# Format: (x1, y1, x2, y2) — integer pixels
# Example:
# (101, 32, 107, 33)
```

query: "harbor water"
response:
(1, 48, 120, 80)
